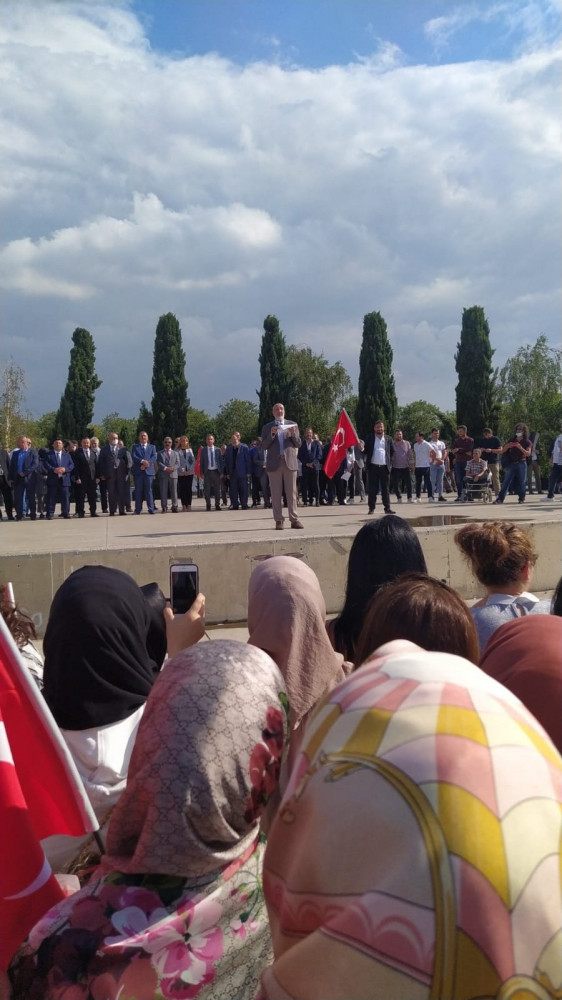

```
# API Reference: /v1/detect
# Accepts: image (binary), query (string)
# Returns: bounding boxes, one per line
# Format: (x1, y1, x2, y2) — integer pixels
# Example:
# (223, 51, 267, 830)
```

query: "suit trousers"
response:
(204, 469, 221, 508)
(229, 473, 248, 509)
(0, 476, 14, 517)
(391, 468, 412, 500)
(47, 480, 69, 517)
(107, 474, 128, 514)
(14, 478, 36, 518)
(302, 466, 319, 504)
(75, 479, 97, 515)
(367, 464, 391, 511)
(415, 467, 433, 499)
(134, 473, 155, 513)
(159, 474, 178, 510)
(268, 464, 298, 524)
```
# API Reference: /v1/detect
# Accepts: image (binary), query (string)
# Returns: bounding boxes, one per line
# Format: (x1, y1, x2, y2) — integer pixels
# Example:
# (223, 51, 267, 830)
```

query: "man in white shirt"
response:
(546, 430, 562, 500)
(413, 432, 434, 502)
(428, 427, 448, 503)
(200, 434, 222, 511)
(363, 420, 394, 515)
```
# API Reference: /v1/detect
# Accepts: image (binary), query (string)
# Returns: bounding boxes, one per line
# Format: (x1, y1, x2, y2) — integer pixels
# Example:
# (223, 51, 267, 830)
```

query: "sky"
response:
(1, 0, 561, 422)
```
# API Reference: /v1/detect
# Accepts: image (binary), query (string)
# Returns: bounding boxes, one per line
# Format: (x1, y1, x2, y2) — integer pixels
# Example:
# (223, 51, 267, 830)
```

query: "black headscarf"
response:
(43, 566, 157, 730)
(139, 582, 168, 670)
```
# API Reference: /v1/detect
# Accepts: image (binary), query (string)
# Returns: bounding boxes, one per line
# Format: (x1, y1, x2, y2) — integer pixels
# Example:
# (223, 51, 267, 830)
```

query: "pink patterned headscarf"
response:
(248, 556, 349, 732)
(261, 640, 562, 1000)
(105, 639, 288, 877)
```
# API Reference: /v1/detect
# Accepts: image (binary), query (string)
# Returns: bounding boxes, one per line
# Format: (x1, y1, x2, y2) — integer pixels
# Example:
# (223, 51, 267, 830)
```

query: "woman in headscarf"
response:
(260, 640, 562, 1000)
(41, 565, 204, 870)
(480, 614, 562, 755)
(248, 556, 349, 734)
(10, 641, 288, 1000)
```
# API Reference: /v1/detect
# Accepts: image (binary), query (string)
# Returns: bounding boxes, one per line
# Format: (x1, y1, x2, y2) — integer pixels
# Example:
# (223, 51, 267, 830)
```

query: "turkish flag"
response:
(323, 409, 360, 479)
(194, 445, 202, 479)
(0, 615, 98, 969)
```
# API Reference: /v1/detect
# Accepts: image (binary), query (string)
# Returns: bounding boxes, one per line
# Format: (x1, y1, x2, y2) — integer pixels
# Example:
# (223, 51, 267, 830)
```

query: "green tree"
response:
(396, 400, 454, 443)
(356, 311, 397, 438)
(99, 412, 137, 448)
(340, 394, 358, 429)
(496, 335, 562, 465)
(257, 314, 289, 429)
(54, 328, 102, 440)
(136, 400, 153, 439)
(286, 346, 353, 441)
(150, 312, 189, 445)
(28, 410, 58, 448)
(186, 407, 214, 449)
(215, 399, 259, 445)
(455, 306, 496, 437)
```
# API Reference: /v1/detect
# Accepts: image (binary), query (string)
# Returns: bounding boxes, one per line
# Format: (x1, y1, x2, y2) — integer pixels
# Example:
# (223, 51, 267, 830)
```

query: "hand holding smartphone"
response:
(166, 563, 205, 657)
(170, 563, 198, 614)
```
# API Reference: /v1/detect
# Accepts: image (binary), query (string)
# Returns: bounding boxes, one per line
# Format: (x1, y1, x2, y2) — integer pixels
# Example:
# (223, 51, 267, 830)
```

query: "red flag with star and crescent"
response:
(0, 614, 98, 969)
(323, 409, 360, 479)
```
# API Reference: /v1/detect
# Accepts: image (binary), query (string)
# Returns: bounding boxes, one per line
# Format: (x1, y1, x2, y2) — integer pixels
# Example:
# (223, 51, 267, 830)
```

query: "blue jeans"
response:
(430, 465, 444, 497)
(453, 461, 466, 498)
(497, 460, 526, 502)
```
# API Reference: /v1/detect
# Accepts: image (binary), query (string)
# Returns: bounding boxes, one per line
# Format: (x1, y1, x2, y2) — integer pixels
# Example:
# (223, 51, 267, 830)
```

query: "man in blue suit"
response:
(44, 438, 74, 519)
(131, 430, 157, 514)
(224, 432, 252, 510)
(8, 436, 39, 520)
(298, 428, 323, 506)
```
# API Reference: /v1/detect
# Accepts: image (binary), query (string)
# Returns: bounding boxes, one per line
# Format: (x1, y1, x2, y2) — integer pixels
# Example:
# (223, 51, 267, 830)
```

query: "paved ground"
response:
(2, 493, 561, 556)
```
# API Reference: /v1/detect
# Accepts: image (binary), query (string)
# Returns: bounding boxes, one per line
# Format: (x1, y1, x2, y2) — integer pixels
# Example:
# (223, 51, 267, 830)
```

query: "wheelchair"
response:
(462, 474, 494, 503)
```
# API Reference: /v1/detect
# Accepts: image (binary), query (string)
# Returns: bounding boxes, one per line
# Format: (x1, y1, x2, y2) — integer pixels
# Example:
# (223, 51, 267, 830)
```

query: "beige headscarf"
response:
(248, 556, 349, 732)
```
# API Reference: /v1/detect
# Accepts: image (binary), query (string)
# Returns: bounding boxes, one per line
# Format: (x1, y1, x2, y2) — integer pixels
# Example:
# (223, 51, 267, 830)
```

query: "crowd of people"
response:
(2, 514, 562, 998)
(2, 409, 562, 528)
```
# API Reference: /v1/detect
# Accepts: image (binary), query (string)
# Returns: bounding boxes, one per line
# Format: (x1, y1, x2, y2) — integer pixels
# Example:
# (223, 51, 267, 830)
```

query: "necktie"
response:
(57, 452, 61, 462)
(85, 449, 90, 459)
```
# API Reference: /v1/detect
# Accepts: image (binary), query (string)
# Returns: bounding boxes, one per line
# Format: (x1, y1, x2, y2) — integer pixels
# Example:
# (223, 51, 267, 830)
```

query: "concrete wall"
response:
(4, 520, 560, 633)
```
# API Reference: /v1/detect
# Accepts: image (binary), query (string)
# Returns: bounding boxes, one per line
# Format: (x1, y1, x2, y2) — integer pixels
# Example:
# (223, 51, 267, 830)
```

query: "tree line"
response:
(1, 308, 561, 470)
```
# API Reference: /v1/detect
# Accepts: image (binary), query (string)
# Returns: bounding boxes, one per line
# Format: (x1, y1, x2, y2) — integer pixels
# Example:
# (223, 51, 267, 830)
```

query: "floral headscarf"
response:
(261, 640, 562, 1000)
(10, 641, 289, 1000)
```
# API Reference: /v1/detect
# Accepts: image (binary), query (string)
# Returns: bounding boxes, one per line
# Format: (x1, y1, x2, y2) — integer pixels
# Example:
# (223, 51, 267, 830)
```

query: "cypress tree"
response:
(257, 314, 289, 429)
(356, 311, 397, 438)
(150, 313, 189, 445)
(455, 306, 495, 437)
(55, 327, 102, 440)
(136, 400, 153, 440)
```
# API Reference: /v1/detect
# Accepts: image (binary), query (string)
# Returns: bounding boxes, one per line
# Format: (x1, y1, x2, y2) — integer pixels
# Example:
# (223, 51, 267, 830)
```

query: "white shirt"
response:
(414, 440, 433, 466)
(276, 420, 286, 453)
(429, 439, 446, 464)
(207, 446, 217, 470)
(371, 435, 386, 465)
(552, 434, 562, 465)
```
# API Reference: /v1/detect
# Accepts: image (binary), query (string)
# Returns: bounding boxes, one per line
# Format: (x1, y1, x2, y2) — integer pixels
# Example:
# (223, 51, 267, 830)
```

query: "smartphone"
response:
(170, 563, 199, 615)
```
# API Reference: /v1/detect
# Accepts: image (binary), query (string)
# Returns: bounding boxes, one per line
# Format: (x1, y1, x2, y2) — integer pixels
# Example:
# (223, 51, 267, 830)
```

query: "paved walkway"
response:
(2, 493, 560, 556)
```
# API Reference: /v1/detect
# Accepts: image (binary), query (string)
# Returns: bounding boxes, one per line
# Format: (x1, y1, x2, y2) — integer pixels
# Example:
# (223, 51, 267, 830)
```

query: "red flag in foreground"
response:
(0, 615, 98, 969)
(323, 409, 360, 479)
(194, 444, 202, 479)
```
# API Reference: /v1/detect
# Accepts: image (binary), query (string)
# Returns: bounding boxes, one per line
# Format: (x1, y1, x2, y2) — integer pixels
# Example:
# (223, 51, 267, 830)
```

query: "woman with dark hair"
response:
(552, 575, 562, 616)
(354, 572, 480, 665)
(328, 516, 428, 662)
(139, 581, 168, 669)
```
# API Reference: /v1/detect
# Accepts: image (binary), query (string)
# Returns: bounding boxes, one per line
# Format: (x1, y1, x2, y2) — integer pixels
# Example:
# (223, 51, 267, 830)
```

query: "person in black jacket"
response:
(98, 432, 132, 516)
(73, 437, 99, 517)
(363, 419, 395, 515)
(0, 447, 14, 520)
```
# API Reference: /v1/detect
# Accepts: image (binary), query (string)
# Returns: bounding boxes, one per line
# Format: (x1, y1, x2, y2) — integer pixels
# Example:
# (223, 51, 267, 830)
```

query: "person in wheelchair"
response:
(463, 448, 491, 501)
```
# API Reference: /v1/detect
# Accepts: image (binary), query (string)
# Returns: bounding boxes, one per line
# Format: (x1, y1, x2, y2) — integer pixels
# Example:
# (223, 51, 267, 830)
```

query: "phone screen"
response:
(170, 565, 198, 614)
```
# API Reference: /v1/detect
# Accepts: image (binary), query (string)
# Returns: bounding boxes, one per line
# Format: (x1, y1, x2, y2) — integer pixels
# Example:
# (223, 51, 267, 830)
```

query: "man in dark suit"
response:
(131, 431, 157, 514)
(363, 419, 394, 515)
(224, 432, 252, 510)
(0, 446, 14, 520)
(298, 428, 323, 506)
(44, 438, 74, 519)
(89, 437, 108, 513)
(73, 436, 99, 517)
(261, 402, 303, 530)
(200, 434, 222, 511)
(8, 436, 38, 521)
(98, 432, 132, 515)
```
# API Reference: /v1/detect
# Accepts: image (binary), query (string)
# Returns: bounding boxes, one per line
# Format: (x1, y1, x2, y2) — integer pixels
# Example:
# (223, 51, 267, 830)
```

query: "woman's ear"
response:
(521, 562, 532, 585)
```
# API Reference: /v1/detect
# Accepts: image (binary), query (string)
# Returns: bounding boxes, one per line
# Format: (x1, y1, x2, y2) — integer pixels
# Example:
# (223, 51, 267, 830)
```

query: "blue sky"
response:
(134, 0, 559, 67)
(0, 0, 560, 422)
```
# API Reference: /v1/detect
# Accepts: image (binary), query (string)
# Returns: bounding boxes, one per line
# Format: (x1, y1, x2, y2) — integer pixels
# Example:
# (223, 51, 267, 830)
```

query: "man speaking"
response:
(261, 402, 303, 530)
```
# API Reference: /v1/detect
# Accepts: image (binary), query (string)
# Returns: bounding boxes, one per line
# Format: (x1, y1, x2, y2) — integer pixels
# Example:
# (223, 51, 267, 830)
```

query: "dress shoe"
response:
(368, 507, 375, 514)
(45, 515, 52, 520)
(206, 504, 211, 511)
(91, 513, 98, 517)
(29, 514, 36, 520)
(275, 520, 284, 530)
(110, 512, 115, 516)
(384, 508, 395, 515)
(291, 519, 304, 529)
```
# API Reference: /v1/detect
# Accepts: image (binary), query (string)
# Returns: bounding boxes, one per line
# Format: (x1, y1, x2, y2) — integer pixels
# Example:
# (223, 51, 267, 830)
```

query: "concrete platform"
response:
(2, 494, 561, 632)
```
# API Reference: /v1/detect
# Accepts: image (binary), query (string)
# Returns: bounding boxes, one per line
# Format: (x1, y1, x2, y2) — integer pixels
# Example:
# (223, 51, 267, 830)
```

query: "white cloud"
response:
(424, 1, 562, 53)
(0, 1, 560, 423)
